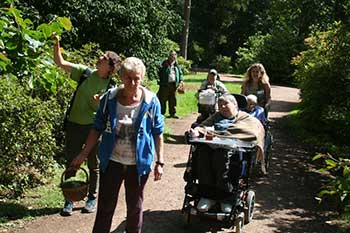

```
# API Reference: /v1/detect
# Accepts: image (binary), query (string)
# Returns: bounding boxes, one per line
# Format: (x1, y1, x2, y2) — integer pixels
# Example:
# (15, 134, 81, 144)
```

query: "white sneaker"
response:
(197, 198, 215, 212)
(220, 202, 232, 213)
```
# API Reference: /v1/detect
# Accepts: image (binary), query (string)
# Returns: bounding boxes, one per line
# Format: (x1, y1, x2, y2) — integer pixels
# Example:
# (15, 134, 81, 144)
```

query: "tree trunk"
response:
(181, 0, 191, 60)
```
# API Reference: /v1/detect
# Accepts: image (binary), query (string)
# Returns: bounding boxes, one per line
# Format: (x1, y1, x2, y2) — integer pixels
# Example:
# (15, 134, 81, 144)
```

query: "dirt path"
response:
(3, 77, 339, 233)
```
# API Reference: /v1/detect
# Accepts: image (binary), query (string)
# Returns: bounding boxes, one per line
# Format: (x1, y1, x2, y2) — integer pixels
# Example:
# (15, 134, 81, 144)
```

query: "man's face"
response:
(218, 99, 238, 118)
(207, 73, 216, 84)
(168, 52, 177, 63)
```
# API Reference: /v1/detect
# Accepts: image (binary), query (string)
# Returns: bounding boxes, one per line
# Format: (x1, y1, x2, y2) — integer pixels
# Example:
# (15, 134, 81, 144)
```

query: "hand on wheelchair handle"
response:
(184, 129, 200, 144)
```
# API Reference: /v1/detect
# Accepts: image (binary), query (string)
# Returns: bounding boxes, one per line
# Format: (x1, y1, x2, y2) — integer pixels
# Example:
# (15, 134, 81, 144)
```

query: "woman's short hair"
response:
(218, 94, 238, 108)
(120, 57, 146, 78)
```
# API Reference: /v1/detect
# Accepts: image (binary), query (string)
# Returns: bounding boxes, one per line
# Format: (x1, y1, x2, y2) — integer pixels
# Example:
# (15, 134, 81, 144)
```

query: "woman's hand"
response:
(189, 128, 200, 138)
(70, 153, 87, 170)
(154, 164, 163, 181)
(92, 94, 102, 105)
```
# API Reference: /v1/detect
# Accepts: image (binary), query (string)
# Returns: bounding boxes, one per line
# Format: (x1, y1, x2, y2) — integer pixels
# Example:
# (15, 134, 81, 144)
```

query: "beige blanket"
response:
(198, 111, 265, 152)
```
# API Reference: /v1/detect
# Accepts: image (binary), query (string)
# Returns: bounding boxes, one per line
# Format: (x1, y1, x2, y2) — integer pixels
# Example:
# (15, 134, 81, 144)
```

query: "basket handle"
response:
(61, 167, 89, 185)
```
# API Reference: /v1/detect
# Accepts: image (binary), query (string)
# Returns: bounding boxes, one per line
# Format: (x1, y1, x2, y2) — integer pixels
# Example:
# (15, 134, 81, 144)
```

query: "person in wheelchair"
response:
(197, 69, 228, 94)
(188, 94, 265, 213)
(245, 94, 273, 170)
(245, 94, 267, 127)
(195, 69, 229, 123)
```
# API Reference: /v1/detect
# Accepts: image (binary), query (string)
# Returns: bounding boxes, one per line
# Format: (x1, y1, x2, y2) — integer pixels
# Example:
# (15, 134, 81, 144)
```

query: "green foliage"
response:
(235, 33, 269, 73)
(211, 55, 232, 73)
(293, 22, 350, 146)
(190, 41, 205, 65)
(313, 153, 350, 214)
(0, 5, 71, 99)
(0, 77, 60, 198)
(177, 56, 192, 75)
(235, 27, 303, 84)
(188, 0, 266, 67)
(234, 0, 348, 84)
(19, 0, 182, 81)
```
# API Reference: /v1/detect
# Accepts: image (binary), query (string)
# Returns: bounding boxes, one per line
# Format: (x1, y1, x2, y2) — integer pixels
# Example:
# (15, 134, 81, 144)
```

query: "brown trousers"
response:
(93, 161, 149, 233)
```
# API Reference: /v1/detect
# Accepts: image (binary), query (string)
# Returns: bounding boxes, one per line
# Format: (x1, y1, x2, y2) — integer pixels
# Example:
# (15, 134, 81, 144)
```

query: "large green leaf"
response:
(312, 153, 323, 161)
(325, 159, 337, 167)
(0, 60, 8, 71)
(37, 23, 52, 39)
(318, 189, 336, 197)
(0, 53, 10, 63)
(58, 17, 72, 31)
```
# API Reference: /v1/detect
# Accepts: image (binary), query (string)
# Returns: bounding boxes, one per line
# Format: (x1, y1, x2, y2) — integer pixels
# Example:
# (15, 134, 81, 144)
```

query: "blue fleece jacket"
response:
(93, 86, 164, 176)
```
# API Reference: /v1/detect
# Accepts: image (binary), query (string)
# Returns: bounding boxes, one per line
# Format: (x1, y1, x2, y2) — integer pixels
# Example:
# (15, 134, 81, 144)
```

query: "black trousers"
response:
(195, 144, 241, 195)
(157, 83, 177, 115)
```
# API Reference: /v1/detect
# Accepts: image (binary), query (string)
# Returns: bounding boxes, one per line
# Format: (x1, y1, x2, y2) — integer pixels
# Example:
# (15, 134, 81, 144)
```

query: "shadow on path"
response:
(247, 115, 339, 233)
(164, 133, 186, 144)
(0, 202, 60, 222)
(111, 209, 235, 233)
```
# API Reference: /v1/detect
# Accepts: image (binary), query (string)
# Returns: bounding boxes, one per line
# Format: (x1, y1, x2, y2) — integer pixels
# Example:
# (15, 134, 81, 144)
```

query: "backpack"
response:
(63, 68, 115, 130)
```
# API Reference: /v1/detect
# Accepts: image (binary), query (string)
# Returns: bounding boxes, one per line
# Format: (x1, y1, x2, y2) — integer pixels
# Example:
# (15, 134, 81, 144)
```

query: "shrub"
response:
(189, 41, 205, 65)
(0, 77, 61, 198)
(313, 153, 350, 214)
(293, 22, 350, 147)
(235, 27, 303, 84)
(235, 33, 269, 74)
(19, 0, 182, 82)
(177, 56, 193, 75)
(211, 55, 232, 73)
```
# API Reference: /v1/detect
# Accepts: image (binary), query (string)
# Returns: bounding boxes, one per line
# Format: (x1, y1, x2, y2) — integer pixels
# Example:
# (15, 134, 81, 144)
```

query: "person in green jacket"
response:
(157, 50, 184, 119)
(53, 35, 121, 216)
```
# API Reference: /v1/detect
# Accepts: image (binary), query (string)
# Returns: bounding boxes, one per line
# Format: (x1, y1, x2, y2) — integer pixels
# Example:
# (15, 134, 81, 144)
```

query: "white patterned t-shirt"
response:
(168, 64, 176, 83)
(110, 101, 141, 165)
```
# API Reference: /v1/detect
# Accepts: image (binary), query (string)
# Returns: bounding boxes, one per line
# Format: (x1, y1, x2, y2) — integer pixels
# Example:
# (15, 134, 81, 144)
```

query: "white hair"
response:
(246, 94, 258, 104)
(121, 57, 146, 78)
(218, 94, 238, 109)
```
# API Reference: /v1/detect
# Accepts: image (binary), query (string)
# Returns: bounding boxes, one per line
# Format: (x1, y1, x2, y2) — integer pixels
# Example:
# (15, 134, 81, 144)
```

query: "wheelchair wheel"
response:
(264, 131, 273, 171)
(234, 212, 244, 233)
(244, 190, 255, 224)
(265, 145, 271, 171)
(183, 211, 191, 225)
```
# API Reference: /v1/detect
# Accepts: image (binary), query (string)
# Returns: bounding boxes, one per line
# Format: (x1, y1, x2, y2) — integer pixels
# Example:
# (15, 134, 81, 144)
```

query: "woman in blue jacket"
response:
(71, 57, 165, 233)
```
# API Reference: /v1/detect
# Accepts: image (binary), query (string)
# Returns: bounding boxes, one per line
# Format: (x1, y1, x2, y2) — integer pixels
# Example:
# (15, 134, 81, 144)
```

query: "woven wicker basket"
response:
(60, 167, 89, 202)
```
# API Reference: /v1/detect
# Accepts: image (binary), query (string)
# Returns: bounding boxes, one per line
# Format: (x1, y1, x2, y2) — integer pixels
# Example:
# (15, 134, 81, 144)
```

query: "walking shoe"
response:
(220, 202, 232, 213)
(61, 200, 73, 216)
(197, 198, 215, 212)
(82, 198, 96, 213)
